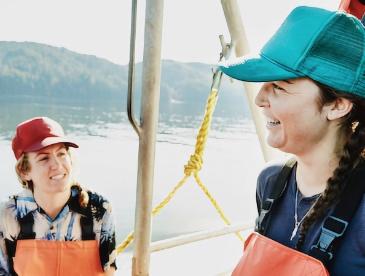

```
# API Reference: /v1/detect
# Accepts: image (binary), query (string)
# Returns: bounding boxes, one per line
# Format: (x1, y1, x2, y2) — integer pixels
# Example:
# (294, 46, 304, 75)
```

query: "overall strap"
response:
(80, 214, 95, 240)
(17, 213, 36, 240)
(5, 196, 36, 276)
(69, 189, 96, 240)
(4, 199, 36, 252)
(310, 160, 365, 265)
(256, 158, 297, 235)
(4, 238, 17, 276)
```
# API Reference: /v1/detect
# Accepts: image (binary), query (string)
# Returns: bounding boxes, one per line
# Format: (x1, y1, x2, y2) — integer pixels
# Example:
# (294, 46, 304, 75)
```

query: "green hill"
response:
(0, 41, 249, 117)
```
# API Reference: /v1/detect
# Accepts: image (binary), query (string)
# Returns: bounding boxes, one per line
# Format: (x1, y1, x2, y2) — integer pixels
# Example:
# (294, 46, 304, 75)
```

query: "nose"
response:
(255, 83, 270, 108)
(49, 155, 62, 170)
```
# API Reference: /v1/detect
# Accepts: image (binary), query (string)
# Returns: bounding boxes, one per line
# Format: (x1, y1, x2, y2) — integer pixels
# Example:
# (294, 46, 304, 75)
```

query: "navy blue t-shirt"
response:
(257, 161, 365, 276)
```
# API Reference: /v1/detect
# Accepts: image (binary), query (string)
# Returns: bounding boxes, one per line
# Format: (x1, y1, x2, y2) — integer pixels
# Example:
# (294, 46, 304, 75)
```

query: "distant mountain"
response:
(0, 41, 249, 117)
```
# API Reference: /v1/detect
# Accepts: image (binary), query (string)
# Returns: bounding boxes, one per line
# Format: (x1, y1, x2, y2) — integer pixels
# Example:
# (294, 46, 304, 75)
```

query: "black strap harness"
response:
(256, 158, 365, 267)
(255, 158, 296, 235)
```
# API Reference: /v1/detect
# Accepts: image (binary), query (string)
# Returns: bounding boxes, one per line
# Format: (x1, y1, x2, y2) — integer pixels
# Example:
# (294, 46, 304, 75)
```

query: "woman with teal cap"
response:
(220, 5, 365, 276)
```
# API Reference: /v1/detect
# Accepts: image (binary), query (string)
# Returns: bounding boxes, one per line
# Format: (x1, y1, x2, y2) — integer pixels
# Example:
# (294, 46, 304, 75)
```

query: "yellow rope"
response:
(116, 86, 244, 254)
(151, 175, 190, 217)
(194, 173, 244, 242)
(116, 175, 190, 254)
(116, 232, 134, 254)
(184, 89, 218, 176)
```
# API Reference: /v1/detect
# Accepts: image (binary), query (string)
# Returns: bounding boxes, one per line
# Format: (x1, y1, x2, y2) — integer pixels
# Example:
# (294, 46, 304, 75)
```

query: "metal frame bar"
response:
(221, 0, 281, 161)
(127, 0, 142, 136)
(131, 0, 165, 275)
(150, 222, 253, 252)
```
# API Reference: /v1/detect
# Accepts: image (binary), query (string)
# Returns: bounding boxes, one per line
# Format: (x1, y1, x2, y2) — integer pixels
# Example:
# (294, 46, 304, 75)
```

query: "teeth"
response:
(267, 120, 280, 126)
(50, 174, 64, 180)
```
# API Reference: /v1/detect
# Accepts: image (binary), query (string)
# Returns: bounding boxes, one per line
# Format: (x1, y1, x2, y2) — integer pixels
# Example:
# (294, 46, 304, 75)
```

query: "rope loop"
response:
(184, 153, 203, 176)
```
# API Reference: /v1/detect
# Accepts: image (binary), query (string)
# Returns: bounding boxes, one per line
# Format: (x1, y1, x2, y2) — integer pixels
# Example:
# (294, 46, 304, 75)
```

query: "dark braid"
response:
(296, 83, 365, 249)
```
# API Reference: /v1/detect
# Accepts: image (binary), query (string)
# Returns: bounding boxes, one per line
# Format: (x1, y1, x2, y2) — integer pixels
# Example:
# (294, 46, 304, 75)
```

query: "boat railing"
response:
(150, 222, 253, 253)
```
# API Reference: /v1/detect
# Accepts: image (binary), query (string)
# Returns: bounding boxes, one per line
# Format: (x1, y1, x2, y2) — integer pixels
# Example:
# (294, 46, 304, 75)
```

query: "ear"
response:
(20, 171, 32, 182)
(326, 98, 353, 121)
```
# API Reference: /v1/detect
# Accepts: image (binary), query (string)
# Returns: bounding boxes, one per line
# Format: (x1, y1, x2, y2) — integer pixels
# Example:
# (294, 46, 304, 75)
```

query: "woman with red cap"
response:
(0, 117, 117, 275)
(220, 5, 365, 276)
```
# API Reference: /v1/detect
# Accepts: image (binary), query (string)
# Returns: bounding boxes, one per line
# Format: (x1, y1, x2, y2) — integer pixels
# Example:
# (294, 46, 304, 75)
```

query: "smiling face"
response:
(21, 143, 73, 196)
(255, 78, 333, 155)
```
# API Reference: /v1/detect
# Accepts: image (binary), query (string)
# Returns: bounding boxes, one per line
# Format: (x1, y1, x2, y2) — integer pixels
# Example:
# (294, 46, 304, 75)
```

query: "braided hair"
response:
(71, 182, 89, 208)
(296, 82, 365, 249)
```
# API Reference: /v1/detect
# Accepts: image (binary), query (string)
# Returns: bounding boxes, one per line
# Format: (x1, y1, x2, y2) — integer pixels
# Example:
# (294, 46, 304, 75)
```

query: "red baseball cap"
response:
(12, 117, 79, 160)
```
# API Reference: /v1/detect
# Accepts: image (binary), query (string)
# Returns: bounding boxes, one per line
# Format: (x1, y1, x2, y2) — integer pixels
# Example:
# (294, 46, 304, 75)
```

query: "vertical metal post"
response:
(221, 0, 282, 161)
(132, 0, 164, 275)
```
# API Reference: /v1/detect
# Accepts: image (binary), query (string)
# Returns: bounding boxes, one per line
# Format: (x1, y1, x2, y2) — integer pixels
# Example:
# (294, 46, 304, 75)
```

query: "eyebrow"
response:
(35, 144, 65, 157)
(280, 80, 293, 84)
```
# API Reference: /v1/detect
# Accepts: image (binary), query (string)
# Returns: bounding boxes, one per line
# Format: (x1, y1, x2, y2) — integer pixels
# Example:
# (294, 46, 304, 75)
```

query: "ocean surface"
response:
(0, 101, 265, 254)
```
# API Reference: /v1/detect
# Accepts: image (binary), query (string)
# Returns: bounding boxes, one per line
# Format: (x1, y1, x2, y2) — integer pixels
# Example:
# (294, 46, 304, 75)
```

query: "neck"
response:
(294, 127, 346, 197)
(33, 189, 71, 219)
(295, 155, 338, 197)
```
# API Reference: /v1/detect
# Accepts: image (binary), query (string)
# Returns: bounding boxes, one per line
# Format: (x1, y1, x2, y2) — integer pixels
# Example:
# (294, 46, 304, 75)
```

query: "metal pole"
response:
(127, 0, 142, 135)
(221, 0, 282, 161)
(132, 0, 164, 275)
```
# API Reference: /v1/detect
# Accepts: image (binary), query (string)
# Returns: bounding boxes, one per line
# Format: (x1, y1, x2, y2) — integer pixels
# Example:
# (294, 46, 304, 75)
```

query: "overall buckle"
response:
(256, 199, 274, 232)
(311, 216, 348, 261)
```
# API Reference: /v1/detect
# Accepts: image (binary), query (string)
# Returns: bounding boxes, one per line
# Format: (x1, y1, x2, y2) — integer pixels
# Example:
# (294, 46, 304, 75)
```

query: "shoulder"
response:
(352, 195, 365, 241)
(87, 190, 112, 210)
(257, 159, 286, 185)
(87, 190, 113, 221)
(0, 191, 27, 236)
(0, 196, 16, 232)
(0, 190, 27, 221)
(333, 195, 365, 261)
(0, 197, 15, 215)
(69, 186, 113, 220)
(256, 158, 292, 200)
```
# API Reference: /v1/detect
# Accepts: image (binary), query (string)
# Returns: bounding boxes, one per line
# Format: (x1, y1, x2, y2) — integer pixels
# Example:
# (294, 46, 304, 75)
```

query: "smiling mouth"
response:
(266, 119, 281, 127)
(50, 174, 66, 180)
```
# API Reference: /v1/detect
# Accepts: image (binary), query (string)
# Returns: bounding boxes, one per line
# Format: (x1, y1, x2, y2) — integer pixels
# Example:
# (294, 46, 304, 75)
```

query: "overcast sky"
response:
(0, 0, 337, 65)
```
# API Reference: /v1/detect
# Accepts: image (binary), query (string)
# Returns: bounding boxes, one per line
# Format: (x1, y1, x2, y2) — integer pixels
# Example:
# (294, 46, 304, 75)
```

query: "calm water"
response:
(0, 100, 264, 248)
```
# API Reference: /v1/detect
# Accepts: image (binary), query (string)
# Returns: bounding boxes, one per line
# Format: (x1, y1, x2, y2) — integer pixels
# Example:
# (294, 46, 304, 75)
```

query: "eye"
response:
(272, 83, 285, 91)
(58, 151, 67, 157)
(39, 156, 49, 162)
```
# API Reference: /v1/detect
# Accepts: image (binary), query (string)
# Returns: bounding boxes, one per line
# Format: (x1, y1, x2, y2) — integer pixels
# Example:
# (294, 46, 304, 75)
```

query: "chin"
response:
(267, 136, 283, 149)
(50, 181, 72, 193)
(267, 137, 293, 153)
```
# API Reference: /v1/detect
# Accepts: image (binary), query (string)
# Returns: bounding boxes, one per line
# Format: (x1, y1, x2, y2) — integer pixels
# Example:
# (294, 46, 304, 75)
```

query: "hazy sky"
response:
(0, 0, 337, 65)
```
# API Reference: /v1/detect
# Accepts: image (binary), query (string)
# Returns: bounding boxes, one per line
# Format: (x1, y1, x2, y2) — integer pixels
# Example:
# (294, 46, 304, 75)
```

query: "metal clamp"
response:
(311, 216, 348, 260)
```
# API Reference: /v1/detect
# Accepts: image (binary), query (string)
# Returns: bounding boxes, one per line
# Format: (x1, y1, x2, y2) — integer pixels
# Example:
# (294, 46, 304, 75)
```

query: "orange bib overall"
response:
(232, 232, 329, 276)
(13, 240, 104, 276)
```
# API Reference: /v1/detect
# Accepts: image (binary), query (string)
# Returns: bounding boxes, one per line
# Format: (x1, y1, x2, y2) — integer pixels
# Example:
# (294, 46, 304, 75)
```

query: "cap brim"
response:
(219, 54, 304, 82)
(25, 137, 79, 153)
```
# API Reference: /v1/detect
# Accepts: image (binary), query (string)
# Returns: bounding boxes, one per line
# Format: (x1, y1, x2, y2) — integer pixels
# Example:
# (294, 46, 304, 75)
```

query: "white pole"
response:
(150, 222, 252, 252)
(221, 0, 282, 161)
(132, 0, 164, 275)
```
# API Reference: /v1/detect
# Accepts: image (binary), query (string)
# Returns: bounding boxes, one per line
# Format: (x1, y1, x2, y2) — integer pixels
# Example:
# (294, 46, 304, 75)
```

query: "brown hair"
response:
(296, 82, 365, 249)
(15, 146, 89, 208)
(15, 153, 33, 190)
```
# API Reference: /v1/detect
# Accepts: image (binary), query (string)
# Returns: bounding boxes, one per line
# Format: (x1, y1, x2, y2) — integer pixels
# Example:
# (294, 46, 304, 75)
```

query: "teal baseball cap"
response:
(219, 6, 365, 98)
